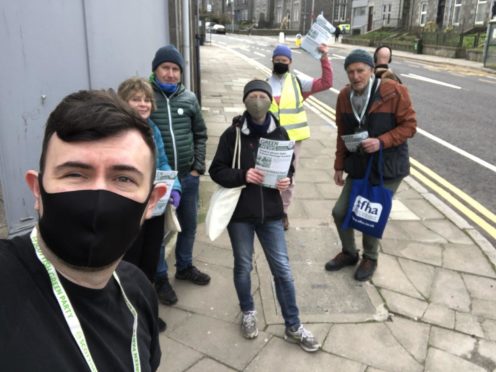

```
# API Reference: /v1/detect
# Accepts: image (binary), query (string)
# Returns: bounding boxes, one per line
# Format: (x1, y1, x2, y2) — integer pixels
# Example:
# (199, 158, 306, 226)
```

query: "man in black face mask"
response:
(0, 90, 167, 371)
(268, 43, 333, 230)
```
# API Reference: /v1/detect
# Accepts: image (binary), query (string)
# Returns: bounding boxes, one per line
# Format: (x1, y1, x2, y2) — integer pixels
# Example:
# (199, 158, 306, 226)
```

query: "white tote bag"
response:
(205, 127, 245, 241)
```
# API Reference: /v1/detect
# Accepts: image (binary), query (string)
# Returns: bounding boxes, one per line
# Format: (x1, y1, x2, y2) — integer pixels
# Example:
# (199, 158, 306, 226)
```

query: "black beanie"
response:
(344, 49, 374, 70)
(152, 45, 184, 72)
(243, 79, 273, 102)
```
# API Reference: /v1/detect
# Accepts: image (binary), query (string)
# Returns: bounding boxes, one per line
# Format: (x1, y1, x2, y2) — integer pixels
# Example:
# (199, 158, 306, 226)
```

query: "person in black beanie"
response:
(325, 49, 416, 281)
(209, 79, 321, 353)
(149, 45, 209, 306)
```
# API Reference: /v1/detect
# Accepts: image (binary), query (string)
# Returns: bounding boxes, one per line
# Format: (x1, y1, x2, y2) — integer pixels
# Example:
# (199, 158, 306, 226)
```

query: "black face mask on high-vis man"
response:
(37, 175, 150, 268)
(273, 62, 289, 75)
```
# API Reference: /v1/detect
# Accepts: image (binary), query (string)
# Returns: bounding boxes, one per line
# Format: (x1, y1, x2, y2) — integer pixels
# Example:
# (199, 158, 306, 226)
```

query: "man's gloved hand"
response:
(169, 190, 181, 208)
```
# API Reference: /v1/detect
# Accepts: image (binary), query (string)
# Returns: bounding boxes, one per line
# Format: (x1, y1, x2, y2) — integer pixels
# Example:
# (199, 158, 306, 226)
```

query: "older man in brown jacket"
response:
(325, 49, 416, 281)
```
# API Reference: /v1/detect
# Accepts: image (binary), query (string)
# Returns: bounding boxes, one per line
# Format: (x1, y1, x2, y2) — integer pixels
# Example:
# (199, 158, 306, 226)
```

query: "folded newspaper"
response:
(152, 170, 178, 217)
(301, 15, 336, 59)
(255, 138, 295, 189)
(341, 131, 369, 152)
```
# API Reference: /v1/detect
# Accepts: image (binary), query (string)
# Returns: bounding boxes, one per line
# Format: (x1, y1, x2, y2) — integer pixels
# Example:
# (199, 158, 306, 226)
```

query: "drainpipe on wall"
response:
(182, 0, 191, 90)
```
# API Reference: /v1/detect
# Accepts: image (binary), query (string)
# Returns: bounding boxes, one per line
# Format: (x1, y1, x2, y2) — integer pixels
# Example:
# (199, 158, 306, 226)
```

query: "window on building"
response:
(453, 0, 462, 25)
(353, 6, 366, 18)
(419, 3, 427, 26)
(475, 0, 488, 24)
(383, 3, 392, 24)
(336, 2, 347, 22)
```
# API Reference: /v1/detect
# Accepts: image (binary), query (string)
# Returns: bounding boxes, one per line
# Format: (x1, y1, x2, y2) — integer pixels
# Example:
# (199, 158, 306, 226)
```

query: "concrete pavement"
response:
(157, 42, 496, 371)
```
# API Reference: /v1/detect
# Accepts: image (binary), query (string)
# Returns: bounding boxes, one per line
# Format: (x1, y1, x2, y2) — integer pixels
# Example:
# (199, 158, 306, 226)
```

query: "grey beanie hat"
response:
(344, 49, 374, 70)
(243, 79, 273, 102)
(152, 45, 184, 72)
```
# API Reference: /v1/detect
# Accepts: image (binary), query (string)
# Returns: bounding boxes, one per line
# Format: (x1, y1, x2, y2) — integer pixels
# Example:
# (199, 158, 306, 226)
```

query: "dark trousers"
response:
(124, 214, 165, 282)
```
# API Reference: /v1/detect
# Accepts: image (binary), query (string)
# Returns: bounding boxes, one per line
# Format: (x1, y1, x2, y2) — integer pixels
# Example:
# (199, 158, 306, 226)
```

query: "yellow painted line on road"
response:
(410, 158, 496, 223)
(410, 167, 496, 239)
(306, 96, 336, 120)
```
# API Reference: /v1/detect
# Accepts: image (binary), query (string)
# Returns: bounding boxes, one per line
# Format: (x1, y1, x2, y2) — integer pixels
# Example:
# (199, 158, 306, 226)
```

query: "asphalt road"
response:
(208, 33, 496, 244)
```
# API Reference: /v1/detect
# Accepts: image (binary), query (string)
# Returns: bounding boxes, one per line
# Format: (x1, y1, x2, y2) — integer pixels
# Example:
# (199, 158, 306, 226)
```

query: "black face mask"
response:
(273, 62, 289, 75)
(38, 176, 149, 268)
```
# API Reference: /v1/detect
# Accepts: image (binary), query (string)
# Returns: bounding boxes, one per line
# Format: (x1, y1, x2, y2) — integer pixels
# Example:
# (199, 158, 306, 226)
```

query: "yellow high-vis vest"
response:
(269, 73, 310, 141)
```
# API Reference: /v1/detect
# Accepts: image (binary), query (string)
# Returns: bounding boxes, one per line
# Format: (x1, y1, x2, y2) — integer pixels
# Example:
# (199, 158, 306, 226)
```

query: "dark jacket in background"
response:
(150, 80, 207, 176)
(209, 113, 295, 223)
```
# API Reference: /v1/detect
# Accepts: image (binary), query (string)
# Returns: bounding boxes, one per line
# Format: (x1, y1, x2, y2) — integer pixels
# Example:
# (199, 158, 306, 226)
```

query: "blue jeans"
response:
(227, 220, 300, 328)
(156, 173, 200, 278)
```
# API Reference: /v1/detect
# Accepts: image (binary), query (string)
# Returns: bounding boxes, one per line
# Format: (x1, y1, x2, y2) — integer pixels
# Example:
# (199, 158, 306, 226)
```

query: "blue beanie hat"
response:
(344, 49, 374, 70)
(272, 44, 292, 60)
(152, 45, 184, 72)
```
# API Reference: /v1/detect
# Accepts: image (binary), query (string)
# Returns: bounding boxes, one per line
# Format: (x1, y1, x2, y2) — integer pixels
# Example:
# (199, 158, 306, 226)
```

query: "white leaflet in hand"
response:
(341, 131, 369, 152)
(152, 170, 178, 217)
(255, 138, 295, 189)
(301, 15, 335, 59)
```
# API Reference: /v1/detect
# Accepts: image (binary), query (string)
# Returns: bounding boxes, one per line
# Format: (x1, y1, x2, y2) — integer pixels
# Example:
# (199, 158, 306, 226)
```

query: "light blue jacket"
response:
(148, 118, 181, 192)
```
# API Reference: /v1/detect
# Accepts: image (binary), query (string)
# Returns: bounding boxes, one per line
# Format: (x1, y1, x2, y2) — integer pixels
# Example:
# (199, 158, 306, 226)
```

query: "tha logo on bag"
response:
(352, 196, 383, 223)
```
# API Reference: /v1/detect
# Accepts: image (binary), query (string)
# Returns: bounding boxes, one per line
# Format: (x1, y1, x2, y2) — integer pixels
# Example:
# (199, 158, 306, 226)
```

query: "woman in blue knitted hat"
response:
(268, 42, 333, 230)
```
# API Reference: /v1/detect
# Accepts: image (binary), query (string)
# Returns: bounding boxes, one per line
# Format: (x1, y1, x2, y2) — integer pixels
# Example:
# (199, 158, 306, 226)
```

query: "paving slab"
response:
(245, 336, 365, 372)
(323, 323, 423, 372)
(478, 339, 496, 367)
(429, 326, 477, 359)
(455, 312, 485, 338)
(389, 200, 420, 221)
(257, 228, 380, 324)
(422, 303, 456, 329)
(472, 299, 496, 321)
(426, 220, 474, 245)
(385, 316, 430, 363)
(158, 336, 203, 372)
(399, 198, 444, 220)
(372, 253, 423, 299)
(380, 289, 428, 320)
(482, 319, 496, 341)
(462, 274, 496, 300)
(424, 348, 487, 372)
(430, 269, 471, 312)
(168, 313, 270, 371)
(381, 240, 443, 267)
(185, 358, 237, 372)
(443, 243, 496, 278)
(383, 221, 448, 243)
(398, 258, 436, 299)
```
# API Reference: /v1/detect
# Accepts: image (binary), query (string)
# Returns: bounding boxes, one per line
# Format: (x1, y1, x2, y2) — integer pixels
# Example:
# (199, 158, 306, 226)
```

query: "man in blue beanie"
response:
(268, 43, 333, 230)
(150, 45, 210, 306)
(325, 48, 416, 281)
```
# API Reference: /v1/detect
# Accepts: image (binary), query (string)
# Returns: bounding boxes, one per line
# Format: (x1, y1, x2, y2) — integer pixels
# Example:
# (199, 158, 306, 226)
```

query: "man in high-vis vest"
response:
(268, 44, 333, 230)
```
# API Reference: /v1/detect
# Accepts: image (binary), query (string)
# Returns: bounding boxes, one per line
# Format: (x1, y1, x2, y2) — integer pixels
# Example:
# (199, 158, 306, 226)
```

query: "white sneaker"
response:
(284, 325, 320, 352)
(241, 310, 258, 339)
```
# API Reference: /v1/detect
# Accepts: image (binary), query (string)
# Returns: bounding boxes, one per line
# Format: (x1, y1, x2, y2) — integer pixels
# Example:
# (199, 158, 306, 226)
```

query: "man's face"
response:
(273, 56, 291, 65)
(27, 130, 163, 220)
(155, 62, 181, 84)
(346, 62, 374, 94)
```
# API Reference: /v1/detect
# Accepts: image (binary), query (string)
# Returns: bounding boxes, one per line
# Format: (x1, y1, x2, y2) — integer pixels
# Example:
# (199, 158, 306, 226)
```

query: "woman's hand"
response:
(276, 177, 291, 191)
(246, 168, 264, 185)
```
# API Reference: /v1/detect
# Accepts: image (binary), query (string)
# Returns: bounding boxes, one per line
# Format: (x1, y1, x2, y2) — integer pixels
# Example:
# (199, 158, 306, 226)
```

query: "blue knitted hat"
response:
(344, 49, 374, 70)
(152, 45, 184, 72)
(272, 44, 292, 60)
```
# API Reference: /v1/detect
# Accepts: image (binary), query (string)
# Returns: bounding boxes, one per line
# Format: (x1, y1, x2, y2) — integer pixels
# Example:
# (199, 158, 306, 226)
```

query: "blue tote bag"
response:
(341, 146, 393, 239)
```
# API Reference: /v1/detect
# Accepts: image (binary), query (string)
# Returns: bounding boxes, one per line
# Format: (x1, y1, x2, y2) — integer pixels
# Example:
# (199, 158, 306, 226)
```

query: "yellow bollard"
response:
(295, 33, 302, 48)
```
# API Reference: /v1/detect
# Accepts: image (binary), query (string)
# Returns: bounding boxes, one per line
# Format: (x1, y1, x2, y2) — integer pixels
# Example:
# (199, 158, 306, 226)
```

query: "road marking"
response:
(416, 127, 496, 173)
(401, 73, 462, 89)
(410, 167, 496, 239)
(479, 78, 496, 85)
(331, 54, 345, 59)
(292, 50, 302, 54)
(410, 158, 496, 223)
(254, 51, 266, 57)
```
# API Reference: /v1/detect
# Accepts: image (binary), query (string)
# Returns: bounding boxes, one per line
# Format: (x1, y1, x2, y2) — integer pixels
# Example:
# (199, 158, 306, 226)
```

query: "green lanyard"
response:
(30, 227, 141, 372)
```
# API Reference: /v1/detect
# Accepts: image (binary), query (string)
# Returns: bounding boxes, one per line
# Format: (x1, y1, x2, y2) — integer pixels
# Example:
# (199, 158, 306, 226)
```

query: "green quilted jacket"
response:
(150, 79, 207, 176)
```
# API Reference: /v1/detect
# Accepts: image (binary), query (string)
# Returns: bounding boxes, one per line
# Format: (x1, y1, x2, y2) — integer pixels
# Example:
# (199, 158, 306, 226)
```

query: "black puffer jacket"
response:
(150, 79, 207, 176)
(209, 113, 294, 223)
